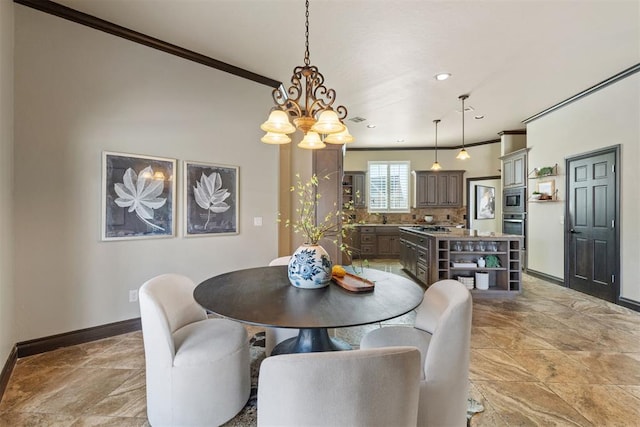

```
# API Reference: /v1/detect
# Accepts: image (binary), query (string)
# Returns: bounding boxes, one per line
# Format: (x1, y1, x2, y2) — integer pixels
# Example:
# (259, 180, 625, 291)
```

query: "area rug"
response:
(222, 332, 484, 426)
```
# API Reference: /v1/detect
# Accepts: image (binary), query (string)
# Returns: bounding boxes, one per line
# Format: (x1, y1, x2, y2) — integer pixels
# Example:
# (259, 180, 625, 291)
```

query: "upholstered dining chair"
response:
(257, 346, 421, 427)
(265, 256, 298, 356)
(360, 279, 472, 427)
(139, 273, 250, 426)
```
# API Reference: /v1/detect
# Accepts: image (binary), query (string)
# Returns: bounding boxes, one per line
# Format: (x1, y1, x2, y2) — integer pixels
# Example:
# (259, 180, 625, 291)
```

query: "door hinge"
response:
(612, 274, 615, 283)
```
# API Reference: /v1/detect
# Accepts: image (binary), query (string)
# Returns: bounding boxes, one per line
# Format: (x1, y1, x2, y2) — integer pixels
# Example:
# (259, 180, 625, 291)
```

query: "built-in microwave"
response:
(503, 187, 525, 214)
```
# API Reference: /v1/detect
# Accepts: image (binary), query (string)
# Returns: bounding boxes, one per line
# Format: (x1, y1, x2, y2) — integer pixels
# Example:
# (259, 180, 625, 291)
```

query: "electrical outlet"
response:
(129, 290, 138, 303)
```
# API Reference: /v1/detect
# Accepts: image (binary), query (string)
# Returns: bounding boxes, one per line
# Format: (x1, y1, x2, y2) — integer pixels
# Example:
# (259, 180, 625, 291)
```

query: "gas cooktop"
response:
(411, 226, 450, 232)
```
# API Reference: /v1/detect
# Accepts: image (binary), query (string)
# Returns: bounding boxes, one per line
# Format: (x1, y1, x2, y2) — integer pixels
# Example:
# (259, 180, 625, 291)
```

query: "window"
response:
(368, 161, 410, 212)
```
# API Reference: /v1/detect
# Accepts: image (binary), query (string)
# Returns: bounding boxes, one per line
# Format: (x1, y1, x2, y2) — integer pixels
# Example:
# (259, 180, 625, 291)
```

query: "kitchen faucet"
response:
(382, 215, 387, 224)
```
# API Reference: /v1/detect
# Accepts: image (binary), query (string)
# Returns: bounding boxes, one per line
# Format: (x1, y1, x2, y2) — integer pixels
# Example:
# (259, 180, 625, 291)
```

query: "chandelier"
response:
(456, 94, 471, 160)
(260, 0, 353, 149)
(431, 119, 442, 170)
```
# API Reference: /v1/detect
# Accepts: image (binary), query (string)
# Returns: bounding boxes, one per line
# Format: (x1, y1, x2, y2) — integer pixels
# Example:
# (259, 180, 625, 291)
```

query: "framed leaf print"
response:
(184, 161, 239, 236)
(102, 151, 176, 240)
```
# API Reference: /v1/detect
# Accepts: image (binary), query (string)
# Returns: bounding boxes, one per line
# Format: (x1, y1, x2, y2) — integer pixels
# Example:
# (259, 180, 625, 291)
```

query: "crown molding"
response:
(14, 0, 281, 89)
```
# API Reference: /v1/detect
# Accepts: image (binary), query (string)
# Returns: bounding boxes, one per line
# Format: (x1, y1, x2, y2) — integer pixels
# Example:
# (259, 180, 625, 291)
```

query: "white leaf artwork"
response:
(193, 172, 231, 228)
(114, 166, 167, 230)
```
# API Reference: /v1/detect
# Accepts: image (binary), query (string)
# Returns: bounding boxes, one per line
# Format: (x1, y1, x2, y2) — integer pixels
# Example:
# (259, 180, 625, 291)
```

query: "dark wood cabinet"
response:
(414, 170, 464, 207)
(399, 230, 429, 282)
(356, 226, 401, 259)
(342, 171, 366, 208)
(501, 149, 528, 188)
(377, 234, 400, 257)
(359, 226, 377, 258)
(313, 145, 343, 263)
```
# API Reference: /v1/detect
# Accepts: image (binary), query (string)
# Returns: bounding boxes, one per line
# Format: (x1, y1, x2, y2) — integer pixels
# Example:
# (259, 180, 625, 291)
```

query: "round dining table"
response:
(194, 265, 424, 354)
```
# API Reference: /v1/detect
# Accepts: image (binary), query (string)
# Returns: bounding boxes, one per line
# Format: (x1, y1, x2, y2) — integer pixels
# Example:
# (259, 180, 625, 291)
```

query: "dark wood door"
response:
(566, 149, 618, 302)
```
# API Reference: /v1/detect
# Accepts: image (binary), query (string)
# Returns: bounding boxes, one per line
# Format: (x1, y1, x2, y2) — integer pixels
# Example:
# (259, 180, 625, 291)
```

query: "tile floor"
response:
(1, 260, 640, 426)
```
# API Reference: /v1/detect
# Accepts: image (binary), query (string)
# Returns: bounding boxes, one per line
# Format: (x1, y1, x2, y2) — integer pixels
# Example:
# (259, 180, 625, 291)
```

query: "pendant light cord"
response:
(434, 119, 440, 161)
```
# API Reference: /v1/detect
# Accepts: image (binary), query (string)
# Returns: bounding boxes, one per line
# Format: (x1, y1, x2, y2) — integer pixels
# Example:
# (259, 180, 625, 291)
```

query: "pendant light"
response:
(456, 94, 471, 160)
(431, 119, 442, 170)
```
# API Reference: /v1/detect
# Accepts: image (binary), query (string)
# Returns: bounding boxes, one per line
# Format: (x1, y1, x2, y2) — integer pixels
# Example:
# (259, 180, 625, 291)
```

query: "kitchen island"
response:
(399, 226, 523, 296)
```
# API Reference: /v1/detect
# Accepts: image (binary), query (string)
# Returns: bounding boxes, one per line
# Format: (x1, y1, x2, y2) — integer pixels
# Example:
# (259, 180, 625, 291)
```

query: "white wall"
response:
(14, 6, 280, 341)
(527, 72, 640, 303)
(0, 0, 15, 361)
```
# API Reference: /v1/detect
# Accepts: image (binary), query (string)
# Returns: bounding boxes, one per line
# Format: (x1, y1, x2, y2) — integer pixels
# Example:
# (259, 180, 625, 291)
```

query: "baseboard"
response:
(619, 297, 640, 313)
(16, 317, 141, 358)
(0, 346, 18, 401)
(525, 269, 565, 286)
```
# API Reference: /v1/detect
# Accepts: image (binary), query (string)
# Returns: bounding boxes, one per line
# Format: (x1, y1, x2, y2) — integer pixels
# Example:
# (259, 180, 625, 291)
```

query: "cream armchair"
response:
(139, 273, 250, 426)
(265, 256, 298, 356)
(257, 346, 421, 427)
(360, 279, 472, 427)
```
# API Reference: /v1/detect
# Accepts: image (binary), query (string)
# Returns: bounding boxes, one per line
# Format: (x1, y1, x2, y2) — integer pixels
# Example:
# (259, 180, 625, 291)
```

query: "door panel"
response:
(566, 150, 618, 302)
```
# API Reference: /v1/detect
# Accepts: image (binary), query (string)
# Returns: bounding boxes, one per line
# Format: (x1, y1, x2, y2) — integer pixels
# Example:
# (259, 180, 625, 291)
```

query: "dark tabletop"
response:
(194, 266, 424, 329)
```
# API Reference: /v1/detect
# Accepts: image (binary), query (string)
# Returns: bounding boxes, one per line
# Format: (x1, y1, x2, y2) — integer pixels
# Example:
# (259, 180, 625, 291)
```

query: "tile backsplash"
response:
(354, 207, 467, 226)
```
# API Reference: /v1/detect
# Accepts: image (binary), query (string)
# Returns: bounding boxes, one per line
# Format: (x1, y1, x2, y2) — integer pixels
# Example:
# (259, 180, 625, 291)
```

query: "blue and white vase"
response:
(288, 244, 332, 289)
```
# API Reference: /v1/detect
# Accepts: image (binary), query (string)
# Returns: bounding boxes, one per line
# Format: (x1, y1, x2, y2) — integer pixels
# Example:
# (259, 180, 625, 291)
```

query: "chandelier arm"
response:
(334, 105, 348, 121)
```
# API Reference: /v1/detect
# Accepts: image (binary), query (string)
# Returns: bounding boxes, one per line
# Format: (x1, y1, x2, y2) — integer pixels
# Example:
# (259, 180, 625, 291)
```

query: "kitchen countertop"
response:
(356, 223, 464, 227)
(399, 226, 521, 239)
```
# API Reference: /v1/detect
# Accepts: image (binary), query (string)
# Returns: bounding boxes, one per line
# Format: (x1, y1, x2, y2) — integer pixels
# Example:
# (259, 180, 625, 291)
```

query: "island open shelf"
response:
(399, 227, 523, 296)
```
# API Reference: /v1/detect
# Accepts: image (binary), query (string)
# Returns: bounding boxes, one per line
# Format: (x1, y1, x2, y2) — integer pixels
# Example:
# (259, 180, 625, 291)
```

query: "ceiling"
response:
(50, 0, 639, 149)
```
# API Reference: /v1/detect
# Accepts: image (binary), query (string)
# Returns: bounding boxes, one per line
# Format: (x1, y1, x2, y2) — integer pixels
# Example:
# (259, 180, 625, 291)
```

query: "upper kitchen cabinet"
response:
(414, 170, 465, 208)
(500, 148, 528, 188)
(342, 171, 366, 208)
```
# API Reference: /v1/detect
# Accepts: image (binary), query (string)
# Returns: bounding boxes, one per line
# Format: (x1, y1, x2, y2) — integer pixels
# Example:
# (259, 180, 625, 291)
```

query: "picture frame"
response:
(536, 180, 555, 196)
(102, 151, 176, 241)
(475, 185, 495, 219)
(184, 161, 239, 236)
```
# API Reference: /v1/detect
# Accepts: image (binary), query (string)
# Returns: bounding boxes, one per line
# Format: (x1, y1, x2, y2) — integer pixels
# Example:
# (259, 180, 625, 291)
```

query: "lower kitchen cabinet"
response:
(357, 226, 400, 259)
(399, 228, 522, 295)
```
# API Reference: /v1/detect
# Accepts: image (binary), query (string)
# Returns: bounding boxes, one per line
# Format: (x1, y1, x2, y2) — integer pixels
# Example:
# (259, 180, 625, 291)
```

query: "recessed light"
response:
(367, 124, 377, 129)
(434, 73, 451, 81)
(474, 115, 485, 120)
(396, 139, 405, 143)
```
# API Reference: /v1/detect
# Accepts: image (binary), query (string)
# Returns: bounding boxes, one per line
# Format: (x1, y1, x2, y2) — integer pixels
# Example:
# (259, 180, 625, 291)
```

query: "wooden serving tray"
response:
(332, 272, 375, 293)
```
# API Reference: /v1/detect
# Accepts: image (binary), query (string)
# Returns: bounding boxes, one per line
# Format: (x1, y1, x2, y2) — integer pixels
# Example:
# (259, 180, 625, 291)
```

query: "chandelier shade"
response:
(311, 109, 346, 134)
(298, 131, 325, 149)
(261, 132, 292, 145)
(324, 127, 354, 144)
(260, 0, 352, 150)
(456, 94, 471, 160)
(260, 110, 296, 134)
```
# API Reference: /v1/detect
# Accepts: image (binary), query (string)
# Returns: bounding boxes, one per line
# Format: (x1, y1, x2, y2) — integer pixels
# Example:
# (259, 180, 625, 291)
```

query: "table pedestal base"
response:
(271, 328, 351, 355)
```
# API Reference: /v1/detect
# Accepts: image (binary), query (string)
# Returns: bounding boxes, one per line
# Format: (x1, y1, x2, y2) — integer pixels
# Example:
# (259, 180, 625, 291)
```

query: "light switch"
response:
(560, 216, 564, 225)
(254, 217, 263, 226)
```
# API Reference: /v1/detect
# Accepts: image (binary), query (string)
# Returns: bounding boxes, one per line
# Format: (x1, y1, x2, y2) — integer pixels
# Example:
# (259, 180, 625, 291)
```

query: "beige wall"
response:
(344, 142, 502, 209)
(468, 178, 502, 233)
(0, 0, 15, 361)
(14, 6, 280, 341)
(527, 72, 640, 303)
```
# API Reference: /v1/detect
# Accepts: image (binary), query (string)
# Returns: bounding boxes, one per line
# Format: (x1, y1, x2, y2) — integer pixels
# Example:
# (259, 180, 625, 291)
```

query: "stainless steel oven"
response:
(503, 212, 527, 270)
(503, 187, 526, 214)
(502, 213, 525, 236)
